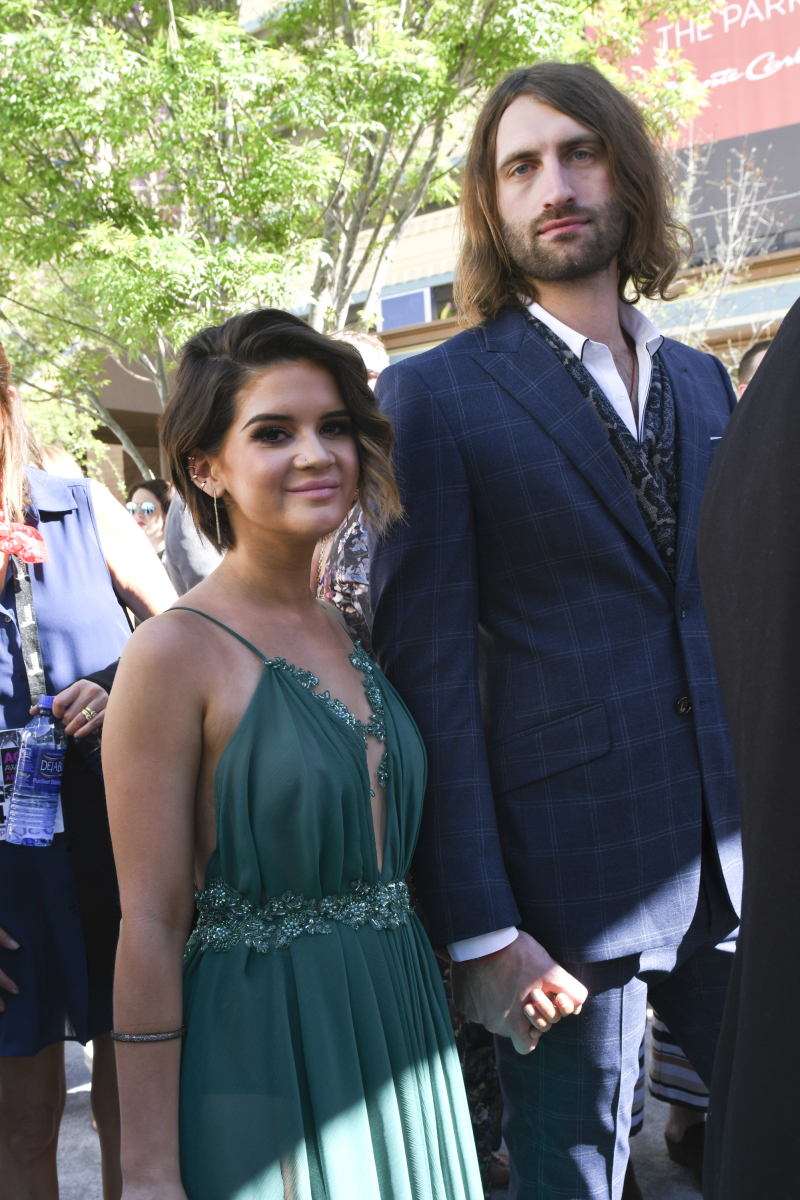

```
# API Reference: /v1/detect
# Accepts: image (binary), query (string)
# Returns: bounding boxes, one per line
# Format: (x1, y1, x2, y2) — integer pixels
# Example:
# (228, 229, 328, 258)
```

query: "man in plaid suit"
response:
(371, 64, 741, 1200)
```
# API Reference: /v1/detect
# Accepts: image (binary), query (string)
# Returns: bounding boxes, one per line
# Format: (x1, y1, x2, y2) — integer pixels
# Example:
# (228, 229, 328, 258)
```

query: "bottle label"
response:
(2, 714, 67, 844)
(17, 742, 64, 795)
(38, 753, 64, 783)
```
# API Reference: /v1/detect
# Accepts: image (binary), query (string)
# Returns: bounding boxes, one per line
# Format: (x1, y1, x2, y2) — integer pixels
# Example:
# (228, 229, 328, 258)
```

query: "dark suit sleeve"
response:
(370, 360, 521, 947)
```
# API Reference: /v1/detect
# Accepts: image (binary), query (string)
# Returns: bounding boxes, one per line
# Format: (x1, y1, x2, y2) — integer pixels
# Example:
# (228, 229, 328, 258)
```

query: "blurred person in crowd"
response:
(698, 314, 794, 1198)
(331, 328, 391, 387)
(127, 478, 172, 563)
(371, 63, 742, 1200)
(735, 339, 771, 398)
(628, 1015, 713, 1192)
(40, 444, 84, 478)
(0, 346, 176, 1200)
(163, 495, 224, 595)
(103, 310, 483, 1200)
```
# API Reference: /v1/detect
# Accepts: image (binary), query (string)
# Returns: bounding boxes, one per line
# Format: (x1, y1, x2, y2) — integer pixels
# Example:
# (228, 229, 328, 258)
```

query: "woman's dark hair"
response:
(456, 62, 689, 327)
(160, 309, 402, 550)
(127, 478, 172, 513)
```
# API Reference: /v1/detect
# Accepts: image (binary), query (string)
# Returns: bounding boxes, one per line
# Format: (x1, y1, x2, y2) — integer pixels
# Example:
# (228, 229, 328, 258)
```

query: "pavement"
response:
(58, 1041, 102, 1200)
(626, 1089, 700, 1200)
(60, 1039, 699, 1200)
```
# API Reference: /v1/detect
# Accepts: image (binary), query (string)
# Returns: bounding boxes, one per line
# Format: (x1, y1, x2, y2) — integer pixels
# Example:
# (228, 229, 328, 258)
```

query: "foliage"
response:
(0, 0, 719, 473)
(0, 0, 334, 471)
(24, 400, 104, 470)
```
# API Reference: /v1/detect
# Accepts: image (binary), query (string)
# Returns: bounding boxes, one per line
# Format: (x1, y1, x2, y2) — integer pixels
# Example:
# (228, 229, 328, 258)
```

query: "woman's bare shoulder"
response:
(116, 605, 215, 686)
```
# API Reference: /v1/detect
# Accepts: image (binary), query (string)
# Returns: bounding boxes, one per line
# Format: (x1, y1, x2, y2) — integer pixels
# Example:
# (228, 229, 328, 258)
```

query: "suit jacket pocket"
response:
(490, 702, 611, 795)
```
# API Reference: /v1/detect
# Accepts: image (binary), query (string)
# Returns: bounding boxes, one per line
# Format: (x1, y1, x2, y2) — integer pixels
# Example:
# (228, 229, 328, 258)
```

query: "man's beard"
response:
(501, 198, 627, 283)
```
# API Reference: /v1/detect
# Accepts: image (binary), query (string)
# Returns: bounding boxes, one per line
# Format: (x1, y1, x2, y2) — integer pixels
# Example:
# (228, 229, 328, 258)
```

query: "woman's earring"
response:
(213, 489, 221, 544)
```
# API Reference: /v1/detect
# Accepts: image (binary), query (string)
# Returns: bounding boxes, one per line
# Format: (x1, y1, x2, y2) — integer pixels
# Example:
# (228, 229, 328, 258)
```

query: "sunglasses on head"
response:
(126, 501, 155, 516)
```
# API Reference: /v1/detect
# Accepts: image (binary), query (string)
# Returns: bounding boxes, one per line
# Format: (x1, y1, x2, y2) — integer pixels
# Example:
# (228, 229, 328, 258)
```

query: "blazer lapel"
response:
(473, 315, 668, 578)
(659, 343, 712, 599)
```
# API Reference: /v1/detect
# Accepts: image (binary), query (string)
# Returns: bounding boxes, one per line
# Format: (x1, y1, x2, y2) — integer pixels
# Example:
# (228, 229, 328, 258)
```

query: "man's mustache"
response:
(529, 206, 597, 236)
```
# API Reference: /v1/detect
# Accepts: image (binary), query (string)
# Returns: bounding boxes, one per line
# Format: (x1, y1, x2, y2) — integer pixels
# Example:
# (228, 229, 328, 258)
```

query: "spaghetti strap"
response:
(169, 606, 268, 663)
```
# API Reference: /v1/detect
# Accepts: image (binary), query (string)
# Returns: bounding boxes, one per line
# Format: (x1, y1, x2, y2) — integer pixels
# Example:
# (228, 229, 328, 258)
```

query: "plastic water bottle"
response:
(4, 696, 67, 847)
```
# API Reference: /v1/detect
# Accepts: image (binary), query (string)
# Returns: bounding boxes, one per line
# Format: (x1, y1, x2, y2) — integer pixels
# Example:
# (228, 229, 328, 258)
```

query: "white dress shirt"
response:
(528, 300, 664, 441)
(447, 300, 665, 964)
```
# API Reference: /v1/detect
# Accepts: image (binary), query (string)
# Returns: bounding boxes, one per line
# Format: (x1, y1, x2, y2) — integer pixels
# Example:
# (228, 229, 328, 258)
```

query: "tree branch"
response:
(358, 116, 447, 328)
(82, 384, 155, 480)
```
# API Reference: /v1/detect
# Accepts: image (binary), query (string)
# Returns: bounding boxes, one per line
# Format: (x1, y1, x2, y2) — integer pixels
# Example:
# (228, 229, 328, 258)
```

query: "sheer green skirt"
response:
(180, 914, 483, 1200)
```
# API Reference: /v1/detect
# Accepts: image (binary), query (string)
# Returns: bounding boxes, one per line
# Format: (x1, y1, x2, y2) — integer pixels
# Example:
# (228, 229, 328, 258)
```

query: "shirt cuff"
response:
(447, 926, 519, 962)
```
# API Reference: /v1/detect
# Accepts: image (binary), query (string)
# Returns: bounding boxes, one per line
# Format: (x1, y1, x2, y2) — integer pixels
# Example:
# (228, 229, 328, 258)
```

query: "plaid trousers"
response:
(495, 850, 737, 1200)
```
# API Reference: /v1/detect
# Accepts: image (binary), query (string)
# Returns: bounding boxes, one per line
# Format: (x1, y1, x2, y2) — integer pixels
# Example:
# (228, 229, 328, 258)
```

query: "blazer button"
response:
(676, 696, 693, 716)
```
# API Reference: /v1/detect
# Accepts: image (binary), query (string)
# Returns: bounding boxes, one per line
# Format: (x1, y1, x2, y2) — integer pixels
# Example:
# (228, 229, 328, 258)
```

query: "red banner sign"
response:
(634, 0, 800, 142)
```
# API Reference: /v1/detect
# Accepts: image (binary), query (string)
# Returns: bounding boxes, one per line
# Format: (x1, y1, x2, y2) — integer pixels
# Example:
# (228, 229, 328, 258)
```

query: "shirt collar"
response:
(528, 299, 663, 358)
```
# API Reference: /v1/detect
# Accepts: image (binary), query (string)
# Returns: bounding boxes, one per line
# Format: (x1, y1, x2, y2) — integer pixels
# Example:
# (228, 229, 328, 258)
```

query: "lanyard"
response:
(11, 556, 46, 705)
(9, 556, 104, 777)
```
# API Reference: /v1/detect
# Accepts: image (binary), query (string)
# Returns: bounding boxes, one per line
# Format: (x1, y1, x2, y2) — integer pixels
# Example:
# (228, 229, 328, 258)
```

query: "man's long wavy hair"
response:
(455, 62, 689, 328)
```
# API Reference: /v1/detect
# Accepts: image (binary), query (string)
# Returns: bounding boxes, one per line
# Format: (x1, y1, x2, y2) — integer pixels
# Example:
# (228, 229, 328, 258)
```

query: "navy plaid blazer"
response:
(370, 311, 741, 963)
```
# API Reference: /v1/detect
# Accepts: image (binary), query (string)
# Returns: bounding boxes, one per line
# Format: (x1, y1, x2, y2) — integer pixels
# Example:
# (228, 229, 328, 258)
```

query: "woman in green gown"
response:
(103, 309, 484, 1200)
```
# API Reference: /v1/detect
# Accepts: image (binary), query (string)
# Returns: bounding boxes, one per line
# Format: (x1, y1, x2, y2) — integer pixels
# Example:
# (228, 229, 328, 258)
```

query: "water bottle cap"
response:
(37, 695, 54, 711)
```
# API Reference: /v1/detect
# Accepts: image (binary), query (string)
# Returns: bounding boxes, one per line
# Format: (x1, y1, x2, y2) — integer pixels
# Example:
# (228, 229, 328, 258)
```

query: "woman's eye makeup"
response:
(320, 418, 353, 436)
(249, 417, 353, 443)
(251, 424, 292, 443)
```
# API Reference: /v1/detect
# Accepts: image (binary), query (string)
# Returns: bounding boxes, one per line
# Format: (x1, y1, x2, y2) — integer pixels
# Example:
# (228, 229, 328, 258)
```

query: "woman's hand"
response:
(0, 924, 19, 1011)
(36, 680, 109, 738)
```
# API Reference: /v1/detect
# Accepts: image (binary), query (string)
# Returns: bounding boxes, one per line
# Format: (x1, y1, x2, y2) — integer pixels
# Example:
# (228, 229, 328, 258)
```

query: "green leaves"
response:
(0, 0, 714, 468)
(0, 0, 334, 451)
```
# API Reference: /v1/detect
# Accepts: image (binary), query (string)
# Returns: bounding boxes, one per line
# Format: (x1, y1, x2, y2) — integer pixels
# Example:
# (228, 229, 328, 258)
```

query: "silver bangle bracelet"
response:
(110, 1027, 185, 1043)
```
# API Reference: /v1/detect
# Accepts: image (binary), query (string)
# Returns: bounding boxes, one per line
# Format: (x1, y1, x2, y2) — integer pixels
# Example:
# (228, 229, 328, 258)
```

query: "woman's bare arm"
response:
(103, 617, 202, 1198)
(91, 481, 177, 621)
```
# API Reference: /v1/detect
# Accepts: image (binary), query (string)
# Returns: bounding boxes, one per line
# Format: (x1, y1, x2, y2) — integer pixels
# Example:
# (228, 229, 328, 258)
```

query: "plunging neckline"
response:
(169, 607, 390, 882)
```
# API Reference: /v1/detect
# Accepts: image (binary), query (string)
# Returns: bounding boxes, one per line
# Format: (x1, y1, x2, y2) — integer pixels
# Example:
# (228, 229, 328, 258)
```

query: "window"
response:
(379, 289, 431, 331)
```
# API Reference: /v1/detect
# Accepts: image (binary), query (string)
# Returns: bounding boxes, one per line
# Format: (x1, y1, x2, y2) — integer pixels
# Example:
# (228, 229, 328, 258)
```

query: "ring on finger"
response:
(80, 707, 98, 723)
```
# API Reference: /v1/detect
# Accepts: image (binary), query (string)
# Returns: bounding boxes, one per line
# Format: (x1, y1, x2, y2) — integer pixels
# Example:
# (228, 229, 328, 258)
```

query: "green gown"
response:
(176, 610, 484, 1200)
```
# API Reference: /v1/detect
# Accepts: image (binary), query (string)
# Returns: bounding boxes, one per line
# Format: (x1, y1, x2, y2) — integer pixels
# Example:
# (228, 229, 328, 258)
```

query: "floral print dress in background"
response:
(319, 502, 374, 653)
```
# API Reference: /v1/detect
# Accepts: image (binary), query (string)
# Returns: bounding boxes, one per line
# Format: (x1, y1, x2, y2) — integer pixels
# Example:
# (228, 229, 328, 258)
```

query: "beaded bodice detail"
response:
(185, 642, 395, 959)
(268, 640, 388, 791)
(186, 876, 411, 959)
(169, 609, 404, 959)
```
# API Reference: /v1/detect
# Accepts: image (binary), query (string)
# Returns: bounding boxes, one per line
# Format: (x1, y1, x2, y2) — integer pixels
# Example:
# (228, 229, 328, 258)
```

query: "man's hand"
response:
(0, 923, 19, 1011)
(34, 680, 109, 739)
(451, 930, 588, 1055)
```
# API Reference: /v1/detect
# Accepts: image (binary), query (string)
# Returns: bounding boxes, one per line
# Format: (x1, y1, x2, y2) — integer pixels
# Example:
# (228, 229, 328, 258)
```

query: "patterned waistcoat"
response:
(526, 312, 680, 582)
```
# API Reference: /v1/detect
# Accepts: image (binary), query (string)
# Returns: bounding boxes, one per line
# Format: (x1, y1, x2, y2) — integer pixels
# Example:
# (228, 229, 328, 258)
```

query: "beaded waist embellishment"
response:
(185, 876, 412, 959)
